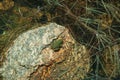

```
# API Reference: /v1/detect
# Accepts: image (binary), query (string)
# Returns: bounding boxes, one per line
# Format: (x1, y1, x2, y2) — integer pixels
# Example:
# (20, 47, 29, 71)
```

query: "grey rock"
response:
(0, 23, 65, 80)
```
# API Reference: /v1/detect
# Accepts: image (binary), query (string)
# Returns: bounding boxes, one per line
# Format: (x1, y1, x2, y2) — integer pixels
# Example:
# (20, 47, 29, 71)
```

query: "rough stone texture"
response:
(29, 28, 90, 80)
(0, 23, 65, 80)
(0, 23, 90, 80)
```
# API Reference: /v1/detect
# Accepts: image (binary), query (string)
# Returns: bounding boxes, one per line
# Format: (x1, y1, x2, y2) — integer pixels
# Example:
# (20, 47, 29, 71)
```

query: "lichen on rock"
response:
(0, 23, 90, 80)
(0, 23, 65, 80)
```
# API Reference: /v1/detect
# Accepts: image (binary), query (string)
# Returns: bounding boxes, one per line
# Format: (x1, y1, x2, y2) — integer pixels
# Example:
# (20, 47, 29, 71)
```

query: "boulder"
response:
(0, 23, 90, 80)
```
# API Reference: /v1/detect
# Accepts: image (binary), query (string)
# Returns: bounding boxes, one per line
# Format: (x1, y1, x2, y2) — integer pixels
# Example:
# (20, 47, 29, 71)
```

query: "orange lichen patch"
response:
(30, 66, 52, 80)
(40, 66, 51, 79)
(53, 49, 66, 63)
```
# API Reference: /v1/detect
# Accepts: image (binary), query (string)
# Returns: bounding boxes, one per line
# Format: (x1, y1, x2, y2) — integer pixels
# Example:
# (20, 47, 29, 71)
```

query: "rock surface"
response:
(30, 27, 90, 80)
(0, 23, 90, 80)
(0, 23, 65, 80)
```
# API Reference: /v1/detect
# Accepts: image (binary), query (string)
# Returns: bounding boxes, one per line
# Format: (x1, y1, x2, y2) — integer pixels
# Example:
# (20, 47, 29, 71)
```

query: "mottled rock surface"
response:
(30, 27, 90, 80)
(0, 23, 90, 80)
(0, 23, 65, 80)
